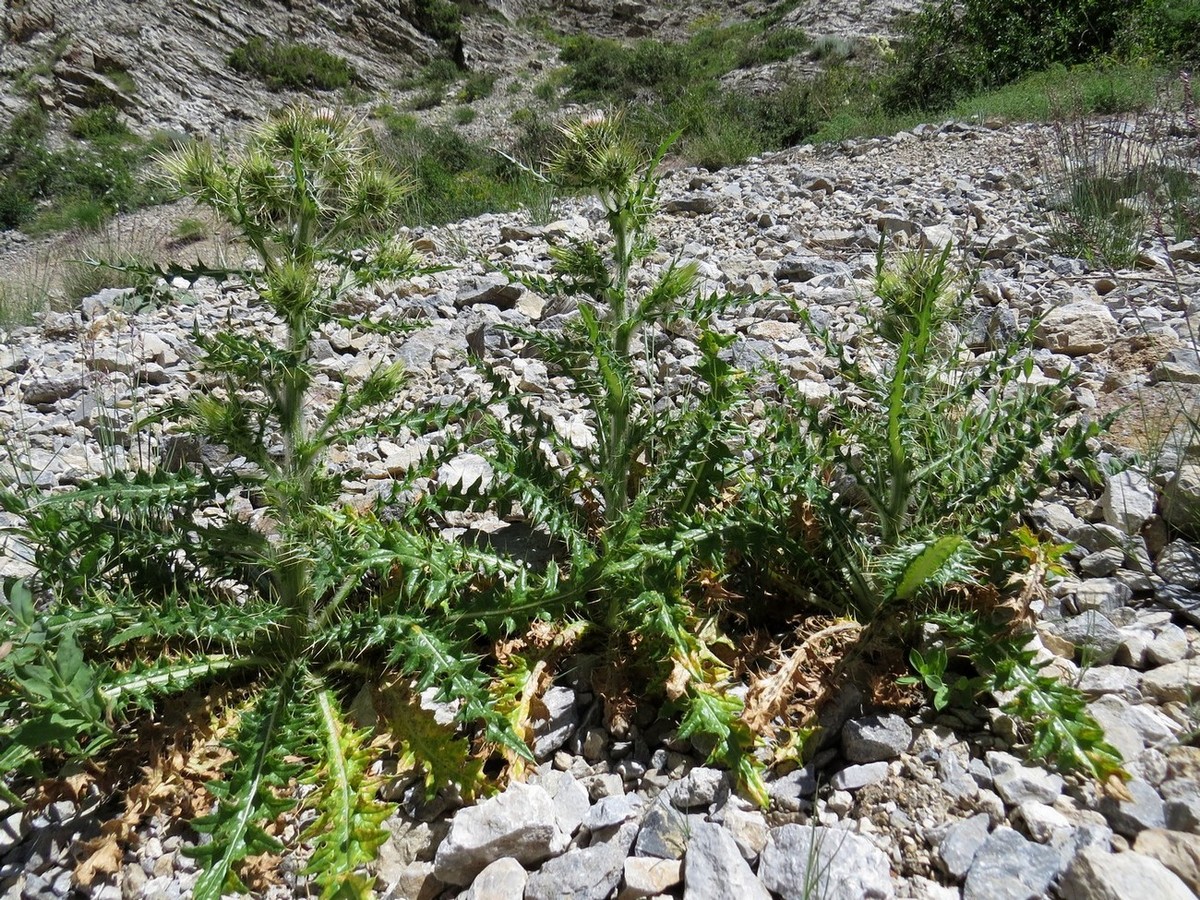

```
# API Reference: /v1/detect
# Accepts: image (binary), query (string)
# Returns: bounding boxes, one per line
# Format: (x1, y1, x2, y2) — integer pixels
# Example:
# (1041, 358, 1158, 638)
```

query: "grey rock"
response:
(987, 751, 1064, 806)
(524, 821, 637, 900)
(583, 773, 625, 801)
(1153, 585, 1200, 627)
(531, 685, 579, 760)
(759, 824, 894, 899)
(1013, 801, 1074, 843)
(1134, 829, 1200, 893)
(937, 813, 990, 879)
(1100, 779, 1166, 838)
(1146, 624, 1189, 666)
(581, 794, 639, 832)
(538, 770, 590, 837)
(621, 856, 683, 899)
(21, 374, 86, 406)
(963, 826, 1063, 900)
(1030, 502, 1084, 539)
(1152, 348, 1200, 385)
(384, 861, 441, 900)
(774, 254, 851, 283)
(1079, 665, 1143, 701)
(842, 713, 913, 763)
(1088, 695, 1145, 762)
(1166, 790, 1200, 834)
(663, 193, 719, 214)
(455, 277, 523, 310)
(1069, 523, 1149, 561)
(1140, 659, 1199, 704)
(432, 782, 568, 885)
(462, 857, 526, 900)
(1080, 548, 1125, 577)
(1156, 540, 1200, 588)
(1102, 470, 1156, 535)
(1162, 464, 1200, 534)
(1071, 579, 1133, 614)
(721, 805, 769, 860)
(1059, 847, 1194, 899)
(21, 872, 51, 900)
(634, 801, 693, 860)
(672, 767, 727, 810)
(1123, 701, 1183, 746)
(1034, 302, 1118, 355)
(965, 305, 1018, 350)
(0, 812, 29, 857)
(682, 822, 771, 900)
(436, 453, 493, 493)
(766, 765, 817, 810)
(1050, 610, 1124, 664)
(831, 761, 890, 790)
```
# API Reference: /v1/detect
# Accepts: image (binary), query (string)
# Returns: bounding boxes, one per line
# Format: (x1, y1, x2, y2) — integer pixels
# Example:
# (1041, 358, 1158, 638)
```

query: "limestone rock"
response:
(759, 824, 893, 899)
(842, 713, 913, 763)
(432, 782, 568, 886)
(1034, 302, 1118, 355)
(1101, 470, 1156, 535)
(1134, 829, 1200, 893)
(462, 857, 527, 900)
(682, 822, 771, 900)
(1059, 847, 1194, 900)
(524, 821, 637, 900)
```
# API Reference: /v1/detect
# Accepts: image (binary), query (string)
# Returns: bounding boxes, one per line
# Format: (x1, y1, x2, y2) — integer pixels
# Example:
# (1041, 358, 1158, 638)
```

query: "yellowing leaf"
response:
(376, 681, 485, 801)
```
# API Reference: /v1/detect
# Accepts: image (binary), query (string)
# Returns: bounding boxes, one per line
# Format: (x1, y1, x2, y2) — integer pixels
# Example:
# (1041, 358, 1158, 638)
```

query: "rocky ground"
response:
(1, 107, 1199, 898)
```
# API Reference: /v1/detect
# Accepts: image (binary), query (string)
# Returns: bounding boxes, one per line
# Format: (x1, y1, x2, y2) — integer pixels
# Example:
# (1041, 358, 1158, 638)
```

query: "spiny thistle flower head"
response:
(159, 103, 411, 252)
(546, 111, 643, 211)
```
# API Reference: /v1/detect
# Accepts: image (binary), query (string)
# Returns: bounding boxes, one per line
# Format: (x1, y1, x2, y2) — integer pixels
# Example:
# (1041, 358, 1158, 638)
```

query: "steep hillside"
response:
(2, 0, 445, 137)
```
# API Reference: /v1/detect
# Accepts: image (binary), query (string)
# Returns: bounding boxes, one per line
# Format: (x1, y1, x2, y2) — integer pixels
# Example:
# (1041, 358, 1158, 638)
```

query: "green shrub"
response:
(0, 104, 166, 233)
(60, 225, 163, 302)
(413, 0, 461, 46)
(532, 72, 563, 104)
(167, 216, 210, 249)
(458, 71, 495, 103)
(408, 87, 445, 110)
(227, 36, 357, 91)
(0, 262, 51, 331)
(380, 116, 546, 224)
(453, 105, 477, 125)
(1129, 0, 1200, 62)
(561, 34, 692, 101)
(67, 105, 130, 142)
(735, 26, 810, 67)
(1049, 85, 1200, 266)
(884, 0, 1143, 112)
(394, 57, 460, 90)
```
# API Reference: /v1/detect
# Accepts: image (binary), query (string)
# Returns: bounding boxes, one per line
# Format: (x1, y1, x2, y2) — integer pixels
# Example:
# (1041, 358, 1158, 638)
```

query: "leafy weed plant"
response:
(734, 245, 1125, 782)
(0, 106, 533, 897)
(467, 113, 768, 801)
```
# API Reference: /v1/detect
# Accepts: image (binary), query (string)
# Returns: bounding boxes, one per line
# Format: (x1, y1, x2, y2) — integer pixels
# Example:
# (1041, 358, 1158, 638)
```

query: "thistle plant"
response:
(465, 113, 767, 801)
(0, 106, 533, 897)
(734, 244, 1125, 782)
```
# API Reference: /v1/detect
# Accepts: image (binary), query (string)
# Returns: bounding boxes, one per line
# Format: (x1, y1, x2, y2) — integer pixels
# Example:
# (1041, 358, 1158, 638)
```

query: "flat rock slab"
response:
(1059, 847, 1194, 899)
(433, 782, 568, 886)
(759, 824, 893, 900)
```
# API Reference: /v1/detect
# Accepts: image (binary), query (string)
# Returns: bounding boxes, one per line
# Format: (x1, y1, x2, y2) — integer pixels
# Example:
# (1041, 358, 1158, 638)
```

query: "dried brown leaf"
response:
(742, 622, 862, 733)
(73, 834, 123, 889)
(663, 660, 691, 702)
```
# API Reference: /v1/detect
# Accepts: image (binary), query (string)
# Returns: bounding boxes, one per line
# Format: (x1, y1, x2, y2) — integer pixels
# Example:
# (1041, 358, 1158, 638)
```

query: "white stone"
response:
(1102, 470, 1156, 535)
